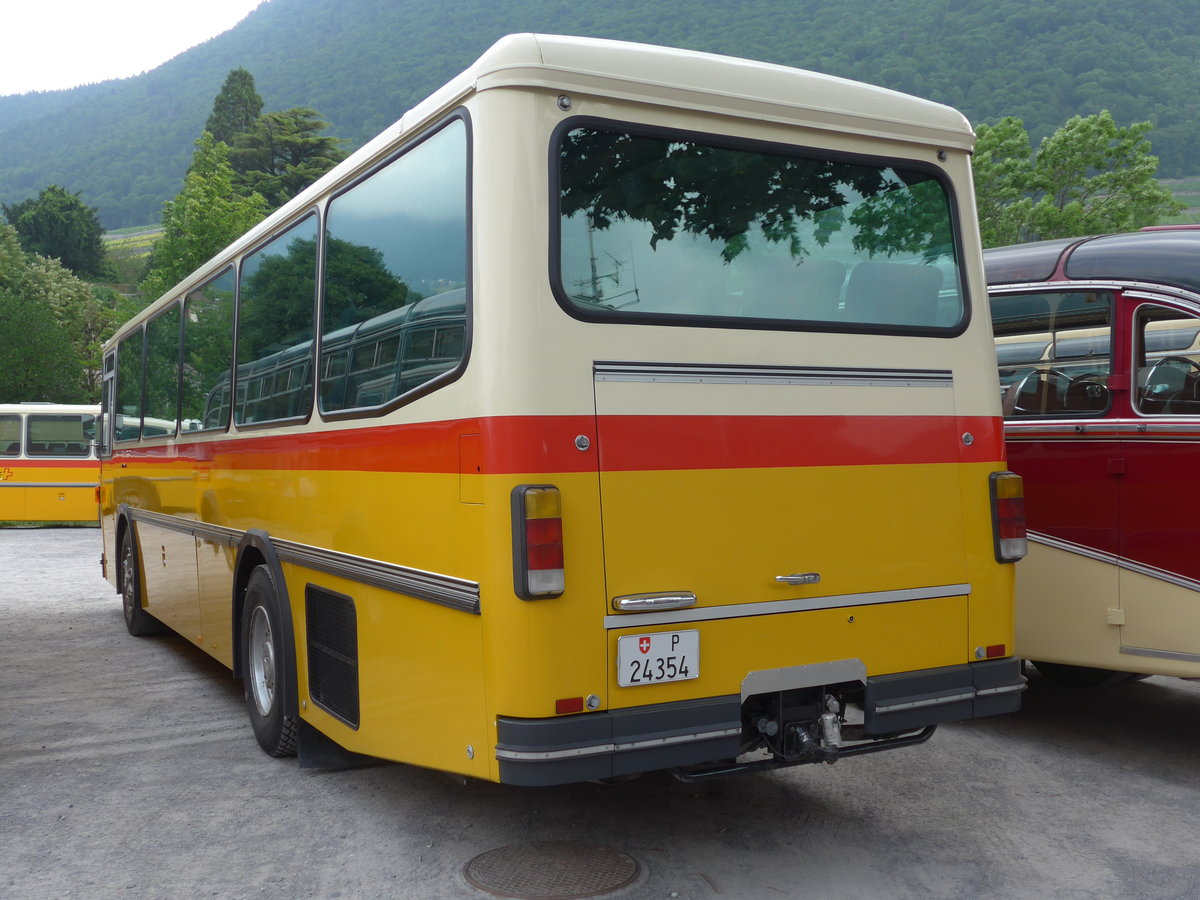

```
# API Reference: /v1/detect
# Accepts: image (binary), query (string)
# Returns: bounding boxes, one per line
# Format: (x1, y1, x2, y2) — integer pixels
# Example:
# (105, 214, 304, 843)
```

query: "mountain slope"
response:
(3, 0, 1198, 228)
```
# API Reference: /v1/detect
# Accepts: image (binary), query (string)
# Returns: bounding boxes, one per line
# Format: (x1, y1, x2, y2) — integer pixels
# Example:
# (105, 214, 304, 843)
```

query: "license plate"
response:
(617, 630, 699, 687)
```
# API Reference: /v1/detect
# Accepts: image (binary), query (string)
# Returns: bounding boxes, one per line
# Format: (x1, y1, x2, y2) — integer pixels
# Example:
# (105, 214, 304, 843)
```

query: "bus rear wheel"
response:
(120, 527, 161, 636)
(241, 565, 298, 757)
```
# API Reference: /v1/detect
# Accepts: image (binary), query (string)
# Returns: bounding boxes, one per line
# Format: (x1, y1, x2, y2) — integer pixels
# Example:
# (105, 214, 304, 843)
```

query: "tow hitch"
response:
(672, 687, 935, 783)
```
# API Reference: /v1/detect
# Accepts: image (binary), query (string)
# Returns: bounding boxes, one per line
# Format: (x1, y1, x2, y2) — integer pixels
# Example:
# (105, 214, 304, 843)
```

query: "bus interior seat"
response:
(741, 257, 846, 320)
(843, 261, 942, 326)
(1003, 372, 1064, 416)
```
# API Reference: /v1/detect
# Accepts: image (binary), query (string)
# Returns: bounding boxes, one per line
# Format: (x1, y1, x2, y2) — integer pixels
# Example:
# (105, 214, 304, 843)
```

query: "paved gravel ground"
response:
(3, 526, 1200, 900)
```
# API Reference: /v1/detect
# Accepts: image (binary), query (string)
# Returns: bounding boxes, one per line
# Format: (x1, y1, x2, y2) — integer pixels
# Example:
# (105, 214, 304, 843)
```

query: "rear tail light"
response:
(989, 471, 1027, 562)
(512, 485, 565, 599)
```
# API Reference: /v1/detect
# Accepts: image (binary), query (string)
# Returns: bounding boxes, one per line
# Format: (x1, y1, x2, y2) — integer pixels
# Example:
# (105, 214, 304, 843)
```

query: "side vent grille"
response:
(305, 585, 360, 728)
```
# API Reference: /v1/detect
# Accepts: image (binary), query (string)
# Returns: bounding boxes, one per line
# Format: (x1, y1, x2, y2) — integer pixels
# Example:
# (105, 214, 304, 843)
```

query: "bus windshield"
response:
(556, 124, 964, 330)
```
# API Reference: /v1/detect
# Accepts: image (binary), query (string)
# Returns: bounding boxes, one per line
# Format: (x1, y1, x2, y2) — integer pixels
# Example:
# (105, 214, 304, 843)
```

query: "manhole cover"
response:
(464, 840, 640, 899)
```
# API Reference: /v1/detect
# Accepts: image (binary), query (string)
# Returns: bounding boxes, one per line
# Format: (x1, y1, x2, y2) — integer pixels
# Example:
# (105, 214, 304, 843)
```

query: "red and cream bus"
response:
(988, 228, 1200, 685)
(100, 34, 1025, 784)
(0, 403, 99, 524)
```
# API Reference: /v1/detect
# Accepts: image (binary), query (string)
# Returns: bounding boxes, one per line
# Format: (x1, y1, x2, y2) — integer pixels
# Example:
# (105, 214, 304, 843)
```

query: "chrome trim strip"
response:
(613, 591, 697, 612)
(0, 481, 98, 489)
(975, 683, 1028, 698)
(494, 726, 742, 762)
(991, 281, 1200, 307)
(593, 360, 953, 388)
(604, 583, 970, 630)
(127, 509, 480, 614)
(1027, 532, 1118, 567)
(130, 509, 241, 547)
(1120, 645, 1200, 664)
(273, 539, 480, 614)
(1029, 532, 1200, 593)
(874, 690, 976, 712)
(1119, 558, 1200, 594)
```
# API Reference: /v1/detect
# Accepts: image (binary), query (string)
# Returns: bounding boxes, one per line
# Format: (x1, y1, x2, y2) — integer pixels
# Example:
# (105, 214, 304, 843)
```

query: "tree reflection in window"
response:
(558, 127, 962, 329)
(236, 215, 317, 425)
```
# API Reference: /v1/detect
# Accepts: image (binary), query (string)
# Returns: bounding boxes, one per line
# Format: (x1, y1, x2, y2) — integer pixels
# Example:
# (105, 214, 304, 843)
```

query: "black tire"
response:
(1030, 660, 1139, 688)
(120, 527, 162, 636)
(241, 565, 298, 757)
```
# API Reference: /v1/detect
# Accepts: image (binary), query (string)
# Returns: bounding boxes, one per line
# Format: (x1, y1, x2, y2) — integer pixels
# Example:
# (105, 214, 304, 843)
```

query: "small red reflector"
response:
(986, 644, 1006, 659)
(556, 697, 584, 714)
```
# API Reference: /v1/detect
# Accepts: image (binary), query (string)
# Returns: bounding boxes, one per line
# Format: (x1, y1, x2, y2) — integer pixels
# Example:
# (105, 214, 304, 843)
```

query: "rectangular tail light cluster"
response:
(989, 471, 1027, 563)
(512, 485, 565, 599)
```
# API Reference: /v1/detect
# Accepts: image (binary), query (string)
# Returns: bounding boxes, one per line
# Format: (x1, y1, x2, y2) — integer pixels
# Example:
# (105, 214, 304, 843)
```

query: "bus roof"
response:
(115, 33, 975, 340)
(985, 229, 1200, 295)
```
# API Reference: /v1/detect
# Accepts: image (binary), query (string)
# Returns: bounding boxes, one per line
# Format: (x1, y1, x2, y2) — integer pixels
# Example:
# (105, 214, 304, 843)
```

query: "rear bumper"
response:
(495, 657, 1025, 786)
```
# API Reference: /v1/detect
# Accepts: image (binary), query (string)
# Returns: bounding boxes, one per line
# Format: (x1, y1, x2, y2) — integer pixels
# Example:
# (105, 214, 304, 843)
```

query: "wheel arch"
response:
(232, 529, 299, 721)
(114, 505, 136, 596)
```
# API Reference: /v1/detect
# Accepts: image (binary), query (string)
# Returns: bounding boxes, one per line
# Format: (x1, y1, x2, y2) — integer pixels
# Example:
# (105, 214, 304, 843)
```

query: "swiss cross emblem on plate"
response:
(638, 636, 651, 654)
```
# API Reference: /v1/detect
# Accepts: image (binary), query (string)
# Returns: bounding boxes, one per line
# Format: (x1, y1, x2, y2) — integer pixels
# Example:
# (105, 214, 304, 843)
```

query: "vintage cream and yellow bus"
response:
(100, 34, 1025, 784)
(0, 403, 99, 524)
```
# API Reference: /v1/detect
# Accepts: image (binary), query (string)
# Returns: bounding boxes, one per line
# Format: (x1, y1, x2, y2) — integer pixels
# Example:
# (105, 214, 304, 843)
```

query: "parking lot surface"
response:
(4, 526, 1200, 899)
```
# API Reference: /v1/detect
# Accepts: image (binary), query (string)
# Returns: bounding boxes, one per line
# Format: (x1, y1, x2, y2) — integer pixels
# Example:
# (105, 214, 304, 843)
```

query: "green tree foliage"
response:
(2, 184, 106, 277)
(205, 68, 264, 145)
(0, 223, 112, 401)
(229, 108, 347, 208)
(4, 0, 1200, 230)
(973, 112, 1184, 247)
(559, 129, 951, 264)
(0, 288, 83, 403)
(141, 133, 269, 300)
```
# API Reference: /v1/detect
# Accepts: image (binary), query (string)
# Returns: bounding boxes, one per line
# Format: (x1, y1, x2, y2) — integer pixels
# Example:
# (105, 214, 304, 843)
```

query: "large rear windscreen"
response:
(555, 124, 965, 332)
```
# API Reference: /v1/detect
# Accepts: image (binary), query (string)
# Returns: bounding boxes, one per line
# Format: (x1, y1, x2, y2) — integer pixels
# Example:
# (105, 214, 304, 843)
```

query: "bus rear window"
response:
(555, 125, 964, 331)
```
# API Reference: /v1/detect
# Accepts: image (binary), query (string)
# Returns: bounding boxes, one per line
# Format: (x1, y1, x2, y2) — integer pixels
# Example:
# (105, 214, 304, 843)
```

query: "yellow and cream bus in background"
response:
(0, 403, 99, 524)
(100, 34, 1025, 785)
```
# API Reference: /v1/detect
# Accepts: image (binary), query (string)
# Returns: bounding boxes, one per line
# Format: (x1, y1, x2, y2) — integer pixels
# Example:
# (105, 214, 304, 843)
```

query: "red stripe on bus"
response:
(593, 415, 1003, 471)
(113, 414, 1003, 474)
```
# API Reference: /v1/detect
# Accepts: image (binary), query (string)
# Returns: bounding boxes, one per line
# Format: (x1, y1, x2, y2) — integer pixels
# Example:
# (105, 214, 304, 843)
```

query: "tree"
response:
(972, 111, 1183, 247)
(971, 117, 1035, 249)
(0, 224, 101, 402)
(229, 108, 347, 208)
(0, 288, 84, 403)
(2, 184, 106, 277)
(205, 68, 263, 145)
(141, 132, 269, 300)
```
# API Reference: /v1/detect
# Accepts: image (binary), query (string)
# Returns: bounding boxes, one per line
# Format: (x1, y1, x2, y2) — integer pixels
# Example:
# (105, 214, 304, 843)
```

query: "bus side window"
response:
(1136, 305, 1200, 415)
(992, 290, 1112, 418)
(320, 118, 468, 414)
(236, 216, 318, 426)
(0, 414, 20, 456)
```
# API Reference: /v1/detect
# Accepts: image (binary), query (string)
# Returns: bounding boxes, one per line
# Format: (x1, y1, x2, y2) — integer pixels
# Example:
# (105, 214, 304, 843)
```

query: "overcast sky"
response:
(1, 0, 266, 96)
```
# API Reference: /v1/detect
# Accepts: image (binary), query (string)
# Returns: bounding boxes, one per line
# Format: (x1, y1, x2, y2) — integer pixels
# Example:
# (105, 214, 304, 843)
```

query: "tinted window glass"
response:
(25, 414, 96, 457)
(115, 331, 144, 441)
(1135, 304, 1200, 415)
(144, 304, 180, 437)
(991, 291, 1112, 417)
(183, 267, 235, 432)
(237, 216, 318, 425)
(557, 125, 963, 331)
(0, 415, 19, 456)
(321, 119, 468, 412)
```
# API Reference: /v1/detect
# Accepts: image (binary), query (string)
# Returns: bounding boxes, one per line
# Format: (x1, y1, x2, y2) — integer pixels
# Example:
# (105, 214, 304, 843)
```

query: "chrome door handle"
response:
(775, 573, 821, 585)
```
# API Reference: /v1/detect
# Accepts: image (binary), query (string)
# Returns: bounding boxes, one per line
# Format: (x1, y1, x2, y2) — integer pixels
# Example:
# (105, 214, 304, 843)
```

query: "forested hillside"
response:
(3, 0, 1198, 228)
